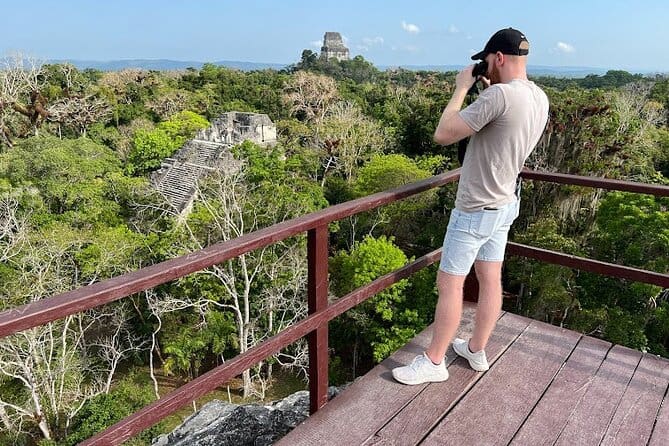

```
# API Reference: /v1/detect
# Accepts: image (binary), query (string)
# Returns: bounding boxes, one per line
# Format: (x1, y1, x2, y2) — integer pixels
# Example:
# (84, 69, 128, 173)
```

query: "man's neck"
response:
(500, 70, 528, 83)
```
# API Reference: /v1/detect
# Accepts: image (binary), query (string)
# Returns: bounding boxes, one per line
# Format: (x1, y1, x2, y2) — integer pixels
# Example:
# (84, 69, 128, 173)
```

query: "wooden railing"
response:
(0, 168, 667, 445)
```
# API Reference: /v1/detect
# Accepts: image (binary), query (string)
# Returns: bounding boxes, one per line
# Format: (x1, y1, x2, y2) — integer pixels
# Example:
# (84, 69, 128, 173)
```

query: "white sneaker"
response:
(452, 338, 489, 371)
(392, 352, 449, 385)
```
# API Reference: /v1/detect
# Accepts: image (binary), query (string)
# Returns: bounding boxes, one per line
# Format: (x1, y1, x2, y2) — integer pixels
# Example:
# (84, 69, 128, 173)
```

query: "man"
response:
(393, 28, 549, 385)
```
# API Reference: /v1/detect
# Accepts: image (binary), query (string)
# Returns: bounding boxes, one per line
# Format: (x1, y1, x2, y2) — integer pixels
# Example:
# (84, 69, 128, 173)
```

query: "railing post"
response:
(307, 225, 329, 414)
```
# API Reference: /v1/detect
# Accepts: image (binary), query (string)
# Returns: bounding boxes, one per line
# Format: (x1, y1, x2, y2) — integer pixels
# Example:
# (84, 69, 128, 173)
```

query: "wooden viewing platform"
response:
(1, 169, 667, 445)
(278, 302, 669, 446)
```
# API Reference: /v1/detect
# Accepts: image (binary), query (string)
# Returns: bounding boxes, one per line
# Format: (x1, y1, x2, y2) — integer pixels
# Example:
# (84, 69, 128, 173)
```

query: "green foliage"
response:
(602, 307, 648, 350)
(590, 191, 669, 272)
(379, 76, 451, 157)
(323, 175, 355, 205)
(578, 70, 645, 89)
(646, 302, 669, 357)
(330, 235, 413, 365)
(534, 70, 644, 91)
(126, 111, 209, 175)
(352, 154, 438, 249)
(276, 118, 312, 148)
(507, 218, 582, 324)
(354, 154, 429, 194)
(63, 371, 164, 446)
(159, 110, 210, 141)
(292, 53, 380, 84)
(0, 136, 124, 226)
(179, 65, 290, 120)
(126, 127, 175, 175)
(162, 310, 237, 379)
(87, 122, 125, 153)
(232, 140, 285, 183)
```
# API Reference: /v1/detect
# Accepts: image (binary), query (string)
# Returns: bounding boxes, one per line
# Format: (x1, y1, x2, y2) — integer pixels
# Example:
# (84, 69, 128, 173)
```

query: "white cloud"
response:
(362, 36, 384, 46)
(358, 36, 384, 52)
(310, 40, 322, 48)
(556, 42, 575, 53)
(402, 21, 420, 34)
(448, 25, 459, 34)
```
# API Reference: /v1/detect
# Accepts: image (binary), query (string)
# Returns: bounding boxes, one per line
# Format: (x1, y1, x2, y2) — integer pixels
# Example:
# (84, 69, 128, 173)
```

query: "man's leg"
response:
(469, 260, 503, 352)
(425, 270, 467, 364)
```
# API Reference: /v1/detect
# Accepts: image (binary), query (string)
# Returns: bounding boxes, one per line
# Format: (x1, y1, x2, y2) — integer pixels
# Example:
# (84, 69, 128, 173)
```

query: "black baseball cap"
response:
(471, 28, 530, 60)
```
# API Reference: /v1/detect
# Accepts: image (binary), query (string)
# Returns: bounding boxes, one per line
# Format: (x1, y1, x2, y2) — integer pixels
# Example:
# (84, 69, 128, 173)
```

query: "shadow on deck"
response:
(277, 302, 669, 446)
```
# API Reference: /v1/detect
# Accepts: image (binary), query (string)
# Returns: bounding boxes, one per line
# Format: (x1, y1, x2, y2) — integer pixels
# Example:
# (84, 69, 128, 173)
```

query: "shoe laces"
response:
(409, 353, 430, 371)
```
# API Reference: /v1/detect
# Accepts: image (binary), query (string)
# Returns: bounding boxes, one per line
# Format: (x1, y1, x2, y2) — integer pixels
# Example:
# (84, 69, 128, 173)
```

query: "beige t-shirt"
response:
(456, 79, 549, 211)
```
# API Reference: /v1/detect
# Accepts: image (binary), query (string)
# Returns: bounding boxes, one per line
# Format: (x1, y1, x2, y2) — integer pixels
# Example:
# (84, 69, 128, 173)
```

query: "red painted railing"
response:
(0, 168, 667, 445)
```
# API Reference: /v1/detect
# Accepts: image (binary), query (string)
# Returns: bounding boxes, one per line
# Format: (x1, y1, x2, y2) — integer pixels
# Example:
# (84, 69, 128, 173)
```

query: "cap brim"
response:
(471, 51, 486, 60)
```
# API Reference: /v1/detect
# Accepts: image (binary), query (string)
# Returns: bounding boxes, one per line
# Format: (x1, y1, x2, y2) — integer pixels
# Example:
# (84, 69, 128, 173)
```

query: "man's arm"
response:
(433, 66, 477, 146)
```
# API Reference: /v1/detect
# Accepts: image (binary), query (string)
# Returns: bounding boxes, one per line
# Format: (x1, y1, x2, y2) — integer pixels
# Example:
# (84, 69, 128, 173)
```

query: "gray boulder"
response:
(152, 387, 342, 446)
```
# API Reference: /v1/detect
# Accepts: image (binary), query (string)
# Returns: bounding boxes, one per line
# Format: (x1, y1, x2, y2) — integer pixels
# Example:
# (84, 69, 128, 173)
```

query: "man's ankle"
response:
(425, 351, 442, 365)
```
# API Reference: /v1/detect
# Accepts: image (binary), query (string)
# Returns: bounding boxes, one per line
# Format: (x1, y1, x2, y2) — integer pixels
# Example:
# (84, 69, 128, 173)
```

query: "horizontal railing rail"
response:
(520, 168, 669, 197)
(0, 168, 667, 445)
(0, 169, 462, 338)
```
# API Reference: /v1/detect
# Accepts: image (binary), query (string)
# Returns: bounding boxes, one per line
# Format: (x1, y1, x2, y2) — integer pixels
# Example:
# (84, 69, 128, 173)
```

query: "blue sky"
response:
(2, 0, 668, 72)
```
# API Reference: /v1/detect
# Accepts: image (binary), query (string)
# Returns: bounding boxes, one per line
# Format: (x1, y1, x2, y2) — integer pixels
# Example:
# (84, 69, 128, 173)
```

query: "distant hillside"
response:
(380, 64, 611, 78)
(52, 58, 659, 78)
(51, 59, 288, 72)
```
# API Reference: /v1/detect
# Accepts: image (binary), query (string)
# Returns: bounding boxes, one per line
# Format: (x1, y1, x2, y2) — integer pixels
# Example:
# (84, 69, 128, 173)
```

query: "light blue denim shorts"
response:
(438, 199, 520, 276)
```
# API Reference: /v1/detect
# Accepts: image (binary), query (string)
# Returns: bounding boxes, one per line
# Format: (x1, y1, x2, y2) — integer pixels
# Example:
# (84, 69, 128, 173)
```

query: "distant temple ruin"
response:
(320, 32, 349, 62)
(151, 112, 277, 215)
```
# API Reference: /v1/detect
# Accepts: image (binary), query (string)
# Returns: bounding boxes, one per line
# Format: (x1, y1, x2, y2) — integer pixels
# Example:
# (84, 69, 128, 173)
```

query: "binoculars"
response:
(472, 60, 488, 78)
(466, 60, 488, 97)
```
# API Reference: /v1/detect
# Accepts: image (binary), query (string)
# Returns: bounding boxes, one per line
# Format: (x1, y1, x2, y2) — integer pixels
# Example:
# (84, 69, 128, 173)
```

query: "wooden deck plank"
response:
(420, 319, 581, 446)
(275, 303, 481, 446)
(601, 353, 669, 445)
(646, 355, 669, 446)
(553, 344, 642, 446)
(363, 312, 531, 446)
(509, 335, 611, 446)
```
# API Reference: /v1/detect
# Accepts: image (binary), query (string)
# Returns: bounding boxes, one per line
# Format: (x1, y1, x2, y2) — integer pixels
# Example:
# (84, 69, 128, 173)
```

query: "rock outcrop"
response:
(152, 387, 342, 446)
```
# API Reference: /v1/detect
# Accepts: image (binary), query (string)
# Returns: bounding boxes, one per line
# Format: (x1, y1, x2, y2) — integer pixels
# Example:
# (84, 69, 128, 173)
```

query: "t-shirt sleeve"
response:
(458, 85, 506, 132)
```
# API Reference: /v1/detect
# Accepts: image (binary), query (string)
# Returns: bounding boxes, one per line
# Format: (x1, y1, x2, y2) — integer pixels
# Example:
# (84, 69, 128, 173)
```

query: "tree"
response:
(317, 101, 389, 182)
(294, 50, 318, 71)
(47, 94, 112, 137)
(283, 71, 339, 123)
(329, 235, 412, 372)
(506, 218, 582, 326)
(126, 110, 209, 175)
(577, 191, 668, 328)
(0, 136, 127, 227)
(0, 53, 49, 146)
(162, 143, 327, 398)
(345, 154, 438, 250)
(0, 222, 146, 443)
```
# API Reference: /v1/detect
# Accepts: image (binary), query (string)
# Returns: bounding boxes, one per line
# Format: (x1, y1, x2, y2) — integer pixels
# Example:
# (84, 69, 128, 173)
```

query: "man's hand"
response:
(455, 65, 477, 91)
(433, 68, 476, 146)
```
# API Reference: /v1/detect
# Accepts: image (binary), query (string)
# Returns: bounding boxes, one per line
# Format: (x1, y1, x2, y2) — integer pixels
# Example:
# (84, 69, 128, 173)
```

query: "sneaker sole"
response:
(392, 371, 449, 386)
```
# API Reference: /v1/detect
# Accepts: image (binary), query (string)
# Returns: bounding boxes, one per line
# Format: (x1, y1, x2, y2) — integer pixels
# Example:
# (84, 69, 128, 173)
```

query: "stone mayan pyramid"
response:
(320, 32, 349, 61)
(151, 112, 277, 215)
